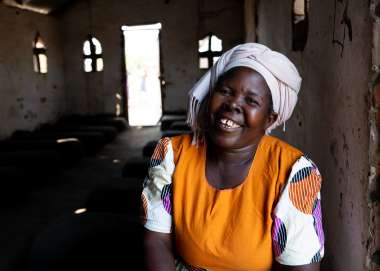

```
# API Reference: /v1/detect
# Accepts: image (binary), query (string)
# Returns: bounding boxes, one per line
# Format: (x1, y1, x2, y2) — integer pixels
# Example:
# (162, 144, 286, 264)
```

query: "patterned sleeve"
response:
(141, 137, 175, 233)
(272, 156, 325, 265)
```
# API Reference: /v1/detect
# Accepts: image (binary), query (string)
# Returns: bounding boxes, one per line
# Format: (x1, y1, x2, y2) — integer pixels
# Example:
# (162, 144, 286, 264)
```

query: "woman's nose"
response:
(224, 96, 243, 113)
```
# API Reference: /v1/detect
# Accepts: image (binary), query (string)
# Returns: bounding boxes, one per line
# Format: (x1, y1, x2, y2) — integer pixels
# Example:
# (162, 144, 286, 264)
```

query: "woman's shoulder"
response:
(168, 133, 193, 148)
(163, 133, 199, 162)
(262, 135, 320, 172)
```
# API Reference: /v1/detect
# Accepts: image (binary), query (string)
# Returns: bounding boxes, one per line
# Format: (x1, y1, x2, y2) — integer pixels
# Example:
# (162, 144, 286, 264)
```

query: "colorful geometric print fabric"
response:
(161, 183, 172, 214)
(272, 216, 287, 257)
(142, 138, 324, 269)
(272, 156, 324, 265)
(142, 138, 174, 233)
(150, 137, 170, 168)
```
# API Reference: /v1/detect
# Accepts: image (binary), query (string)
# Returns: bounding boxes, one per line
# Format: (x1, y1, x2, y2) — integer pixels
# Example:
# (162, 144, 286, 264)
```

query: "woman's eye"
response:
(246, 97, 259, 106)
(217, 88, 231, 96)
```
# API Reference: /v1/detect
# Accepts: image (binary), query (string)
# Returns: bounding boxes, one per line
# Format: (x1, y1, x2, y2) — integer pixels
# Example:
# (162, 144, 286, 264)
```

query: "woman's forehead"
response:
(217, 67, 270, 94)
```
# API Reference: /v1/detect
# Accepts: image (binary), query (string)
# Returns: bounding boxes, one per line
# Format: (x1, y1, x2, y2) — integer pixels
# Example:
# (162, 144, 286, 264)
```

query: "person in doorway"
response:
(141, 43, 324, 271)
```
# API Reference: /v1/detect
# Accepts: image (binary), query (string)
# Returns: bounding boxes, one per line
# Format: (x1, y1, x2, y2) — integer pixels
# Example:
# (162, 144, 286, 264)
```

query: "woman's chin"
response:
(208, 133, 242, 150)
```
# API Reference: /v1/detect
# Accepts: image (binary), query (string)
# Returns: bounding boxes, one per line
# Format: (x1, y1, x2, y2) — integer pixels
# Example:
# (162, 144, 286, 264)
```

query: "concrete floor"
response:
(0, 126, 161, 271)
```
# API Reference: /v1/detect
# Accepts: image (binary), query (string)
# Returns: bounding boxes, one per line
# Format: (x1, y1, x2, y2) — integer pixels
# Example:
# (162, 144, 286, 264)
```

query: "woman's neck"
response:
(205, 136, 265, 189)
(206, 137, 263, 166)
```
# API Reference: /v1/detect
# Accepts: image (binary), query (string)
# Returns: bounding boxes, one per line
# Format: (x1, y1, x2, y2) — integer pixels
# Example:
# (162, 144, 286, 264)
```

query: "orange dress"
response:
(142, 134, 324, 270)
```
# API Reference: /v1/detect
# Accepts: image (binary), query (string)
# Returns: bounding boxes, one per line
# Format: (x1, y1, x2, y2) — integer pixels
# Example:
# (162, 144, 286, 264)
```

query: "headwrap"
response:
(187, 43, 302, 144)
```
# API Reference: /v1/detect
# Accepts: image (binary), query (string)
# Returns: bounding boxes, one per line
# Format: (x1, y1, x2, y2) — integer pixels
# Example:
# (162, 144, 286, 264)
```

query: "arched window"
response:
(83, 35, 103, 72)
(33, 32, 47, 74)
(198, 33, 222, 69)
(292, 0, 309, 51)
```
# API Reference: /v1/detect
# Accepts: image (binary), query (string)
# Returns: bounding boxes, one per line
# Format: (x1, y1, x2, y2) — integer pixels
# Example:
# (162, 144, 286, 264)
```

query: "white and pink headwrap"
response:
(187, 43, 302, 143)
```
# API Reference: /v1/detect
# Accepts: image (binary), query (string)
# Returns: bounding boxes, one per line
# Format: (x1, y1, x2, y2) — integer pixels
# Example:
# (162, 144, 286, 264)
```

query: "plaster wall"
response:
(0, 4, 65, 139)
(249, 0, 372, 270)
(59, 0, 244, 115)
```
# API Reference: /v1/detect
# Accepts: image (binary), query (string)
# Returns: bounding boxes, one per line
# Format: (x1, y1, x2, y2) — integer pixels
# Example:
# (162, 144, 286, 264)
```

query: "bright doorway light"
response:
(122, 23, 163, 126)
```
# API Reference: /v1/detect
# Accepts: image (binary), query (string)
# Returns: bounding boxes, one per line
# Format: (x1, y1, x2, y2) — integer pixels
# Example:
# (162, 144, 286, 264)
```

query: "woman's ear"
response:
(265, 112, 278, 130)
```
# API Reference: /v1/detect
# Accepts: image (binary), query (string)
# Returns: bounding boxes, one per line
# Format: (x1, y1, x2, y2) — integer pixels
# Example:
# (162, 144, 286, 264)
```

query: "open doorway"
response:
(121, 23, 163, 126)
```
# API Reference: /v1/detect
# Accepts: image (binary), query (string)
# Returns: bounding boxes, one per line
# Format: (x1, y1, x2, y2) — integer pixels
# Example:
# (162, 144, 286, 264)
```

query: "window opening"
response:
(198, 33, 223, 69)
(292, 0, 309, 51)
(83, 34, 103, 72)
(33, 32, 47, 74)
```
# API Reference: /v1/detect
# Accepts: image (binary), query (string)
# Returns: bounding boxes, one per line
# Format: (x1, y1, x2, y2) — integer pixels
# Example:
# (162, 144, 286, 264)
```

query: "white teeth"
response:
(219, 118, 240, 128)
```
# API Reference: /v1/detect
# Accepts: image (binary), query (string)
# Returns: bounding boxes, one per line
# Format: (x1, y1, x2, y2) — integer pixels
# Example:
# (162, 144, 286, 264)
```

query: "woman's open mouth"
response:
(217, 117, 242, 131)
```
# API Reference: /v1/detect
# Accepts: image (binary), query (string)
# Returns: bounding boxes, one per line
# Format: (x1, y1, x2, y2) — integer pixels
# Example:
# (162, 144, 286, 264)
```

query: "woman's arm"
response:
(144, 229, 176, 271)
(272, 156, 324, 269)
(273, 262, 320, 271)
(142, 137, 176, 270)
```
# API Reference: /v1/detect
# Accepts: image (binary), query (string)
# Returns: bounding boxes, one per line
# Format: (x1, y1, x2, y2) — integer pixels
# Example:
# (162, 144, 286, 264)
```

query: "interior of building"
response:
(0, 0, 379, 270)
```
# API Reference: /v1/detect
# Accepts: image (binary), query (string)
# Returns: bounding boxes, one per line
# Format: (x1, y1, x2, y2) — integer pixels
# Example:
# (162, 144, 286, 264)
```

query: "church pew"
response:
(28, 212, 144, 271)
(122, 158, 150, 178)
(0, 150, 62, 173)
(168, 120, 191, 132)
(12, 130, 107, 154)
(0, 165, 31, 206)
(160, 113, 186, 131)
(40, 123, 118, 142)
(0, 139, 84, 167)
(85, 186, 142, 215)
(59, 115, 128, 132)
(0, 150, 63, 204)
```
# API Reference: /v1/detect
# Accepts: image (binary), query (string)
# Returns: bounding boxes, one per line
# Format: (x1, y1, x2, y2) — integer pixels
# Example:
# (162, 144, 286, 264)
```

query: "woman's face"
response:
(208, 67, 277, 150)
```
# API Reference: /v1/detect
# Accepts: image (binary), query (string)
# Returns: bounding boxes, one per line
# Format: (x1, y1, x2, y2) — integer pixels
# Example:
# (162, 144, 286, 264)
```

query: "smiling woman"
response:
(142, 43, 324, 271)
(205, 67, 278, 189)
(208, 68, 276, 150)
